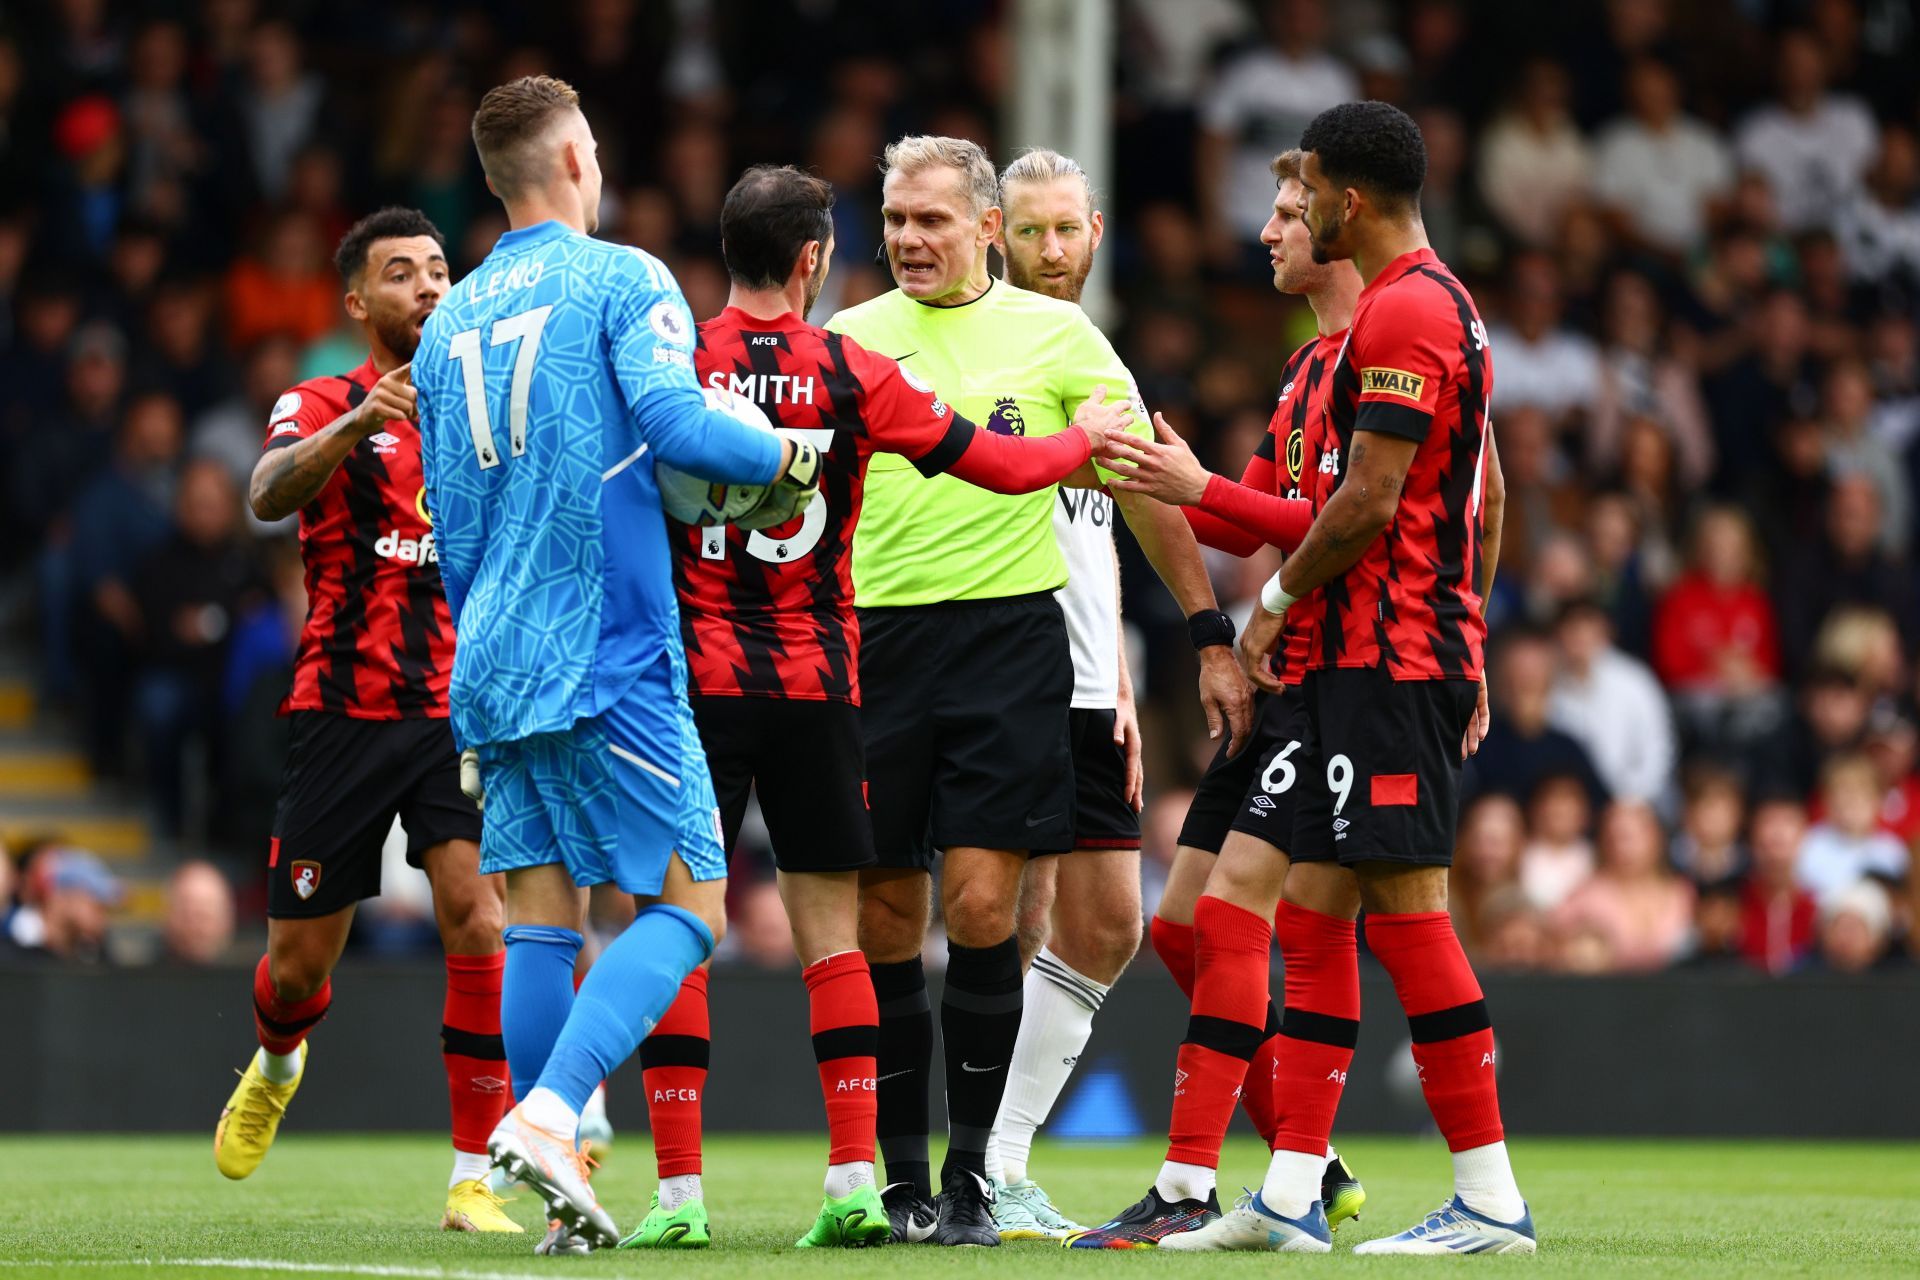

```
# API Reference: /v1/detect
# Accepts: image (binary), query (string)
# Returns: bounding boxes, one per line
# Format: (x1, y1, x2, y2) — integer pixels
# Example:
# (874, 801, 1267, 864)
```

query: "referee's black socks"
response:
(939, 935, 1024, 1180)
(870, 956, 934, 1200)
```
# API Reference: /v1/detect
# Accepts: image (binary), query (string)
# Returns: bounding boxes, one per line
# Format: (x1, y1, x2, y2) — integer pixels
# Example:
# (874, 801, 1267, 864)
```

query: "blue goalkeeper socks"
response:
(538, 904, 714, 1113)
(501, 924, 583, 1103)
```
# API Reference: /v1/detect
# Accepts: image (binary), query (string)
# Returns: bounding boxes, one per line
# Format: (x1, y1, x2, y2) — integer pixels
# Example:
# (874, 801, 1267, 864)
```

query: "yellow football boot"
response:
(442, 1179, 524, 1233)
(214, 1043, 307, 1179)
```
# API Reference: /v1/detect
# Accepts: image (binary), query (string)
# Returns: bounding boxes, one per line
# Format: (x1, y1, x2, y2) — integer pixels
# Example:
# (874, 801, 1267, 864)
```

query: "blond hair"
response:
(471, 75, 580, 197)
(881, 135, 998, 215)
(1270, 149, 1305, 184)
(999, 147, 1096, 212)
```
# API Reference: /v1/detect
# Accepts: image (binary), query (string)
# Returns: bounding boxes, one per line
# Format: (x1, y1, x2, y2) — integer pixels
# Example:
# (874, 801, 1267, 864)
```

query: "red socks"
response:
(804, 951, 879, 1165)
(1366, 911, 1505, 1152)
(1166, 897, 1273, 1166)
(251, 953, 331, 1057)
(442, 951, 509, 1156)
(1150, 915, 1197, 994)
(640, 968, 710, 1177)
(1269, 901, 1360, 1155)
(1154, 912, 1285, 1147)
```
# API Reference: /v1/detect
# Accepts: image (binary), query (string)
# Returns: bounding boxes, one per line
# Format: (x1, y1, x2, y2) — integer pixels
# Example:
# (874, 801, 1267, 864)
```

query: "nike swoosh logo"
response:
(1024, 813, 1062, 828)
(891, 351, 918, 362)
(875, 1069, 912, 1083)
(960, 1062, 1002, 1073)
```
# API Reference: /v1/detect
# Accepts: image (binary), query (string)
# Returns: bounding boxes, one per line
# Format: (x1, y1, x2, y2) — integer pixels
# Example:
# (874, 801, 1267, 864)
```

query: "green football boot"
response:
(617, 1193, 710, 1249)
(795, 1183, 891, 1247)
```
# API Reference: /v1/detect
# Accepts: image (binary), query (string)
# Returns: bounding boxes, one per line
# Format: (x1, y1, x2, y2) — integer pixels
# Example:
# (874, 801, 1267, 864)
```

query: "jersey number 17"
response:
(448, 305, 553, 469)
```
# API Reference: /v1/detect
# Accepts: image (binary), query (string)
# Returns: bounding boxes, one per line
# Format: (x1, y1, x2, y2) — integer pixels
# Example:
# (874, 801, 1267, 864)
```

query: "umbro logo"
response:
(471, 1075, 508, 1094)
(1332, 817, 1351, 832)
(368, 431, 399, 448)
(1251, 795, 1276, 813)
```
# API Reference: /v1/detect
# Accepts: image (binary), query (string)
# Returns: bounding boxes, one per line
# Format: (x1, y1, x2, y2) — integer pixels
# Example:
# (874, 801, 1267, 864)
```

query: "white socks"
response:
(1154, 1159, 1216, 1204)
(825, 1160, 874, 1199)
(449, 1150, 491, 1187)
(659, 1173, 703, 1211)
(1258, 1147, 1327, 1219)
(1452, 1140, 1525, 1222)
(992, 948, 1110, 1186)
(256, 1047, 302, 1085)
(519, 1086, 581, 1139)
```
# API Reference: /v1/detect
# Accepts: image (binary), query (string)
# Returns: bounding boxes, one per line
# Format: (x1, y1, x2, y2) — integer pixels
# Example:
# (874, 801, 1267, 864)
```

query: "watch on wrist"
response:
(1187, 608, 1236, 651)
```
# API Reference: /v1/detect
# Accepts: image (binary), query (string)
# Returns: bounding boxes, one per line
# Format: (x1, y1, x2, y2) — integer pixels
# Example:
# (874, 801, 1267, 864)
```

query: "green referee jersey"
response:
(826, 277, 1147, 608)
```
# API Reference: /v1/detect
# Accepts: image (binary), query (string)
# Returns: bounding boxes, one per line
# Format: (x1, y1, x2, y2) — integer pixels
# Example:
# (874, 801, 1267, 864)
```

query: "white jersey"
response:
(1053, 486, 1120, 709)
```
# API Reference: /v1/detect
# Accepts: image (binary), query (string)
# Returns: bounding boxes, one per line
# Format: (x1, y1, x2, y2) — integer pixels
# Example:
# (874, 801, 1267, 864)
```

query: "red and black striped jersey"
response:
(677, 307, 976, 702)
(1311, 248, 1491, 681)
(262, 356, 453, 719)
(1266, 331, 1342, 685)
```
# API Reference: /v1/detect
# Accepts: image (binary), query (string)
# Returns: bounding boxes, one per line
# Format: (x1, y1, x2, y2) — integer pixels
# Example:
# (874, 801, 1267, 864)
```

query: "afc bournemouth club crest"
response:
(291, 860, 322, 901)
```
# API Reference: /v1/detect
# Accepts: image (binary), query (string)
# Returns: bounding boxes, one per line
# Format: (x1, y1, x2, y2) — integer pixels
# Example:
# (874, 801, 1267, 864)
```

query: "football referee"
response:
(827, 134, 1251, 1247)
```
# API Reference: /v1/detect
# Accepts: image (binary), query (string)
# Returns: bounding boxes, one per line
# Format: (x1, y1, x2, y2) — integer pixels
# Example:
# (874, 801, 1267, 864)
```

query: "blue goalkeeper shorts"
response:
(477, 650, 726, 894)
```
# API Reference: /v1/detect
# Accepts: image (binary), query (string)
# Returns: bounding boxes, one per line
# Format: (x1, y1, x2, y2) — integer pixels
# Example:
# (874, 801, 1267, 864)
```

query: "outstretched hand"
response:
(1101, 412, 1211, 506)
(1070, 384, 1137, 457)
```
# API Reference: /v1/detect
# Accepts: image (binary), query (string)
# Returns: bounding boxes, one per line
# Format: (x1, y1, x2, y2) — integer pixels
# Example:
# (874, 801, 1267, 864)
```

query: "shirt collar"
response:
(492, 220, 575, 253)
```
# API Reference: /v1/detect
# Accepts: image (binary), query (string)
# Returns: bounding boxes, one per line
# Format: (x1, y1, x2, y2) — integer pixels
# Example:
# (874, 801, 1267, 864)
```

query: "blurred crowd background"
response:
(3, 0, 1919, 980)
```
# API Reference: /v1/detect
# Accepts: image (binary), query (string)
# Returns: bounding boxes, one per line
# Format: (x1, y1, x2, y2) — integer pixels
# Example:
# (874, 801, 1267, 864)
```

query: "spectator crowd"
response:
(3, 0, 1920, 977)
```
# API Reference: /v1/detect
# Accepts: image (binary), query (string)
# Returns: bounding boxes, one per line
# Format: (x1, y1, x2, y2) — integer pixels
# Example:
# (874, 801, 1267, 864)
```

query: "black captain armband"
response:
(1188, 609, 1236, 651)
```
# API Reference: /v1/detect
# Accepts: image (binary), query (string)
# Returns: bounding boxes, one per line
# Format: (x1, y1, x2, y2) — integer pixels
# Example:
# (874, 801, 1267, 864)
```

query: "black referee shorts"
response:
(856, 592, 1075, 867)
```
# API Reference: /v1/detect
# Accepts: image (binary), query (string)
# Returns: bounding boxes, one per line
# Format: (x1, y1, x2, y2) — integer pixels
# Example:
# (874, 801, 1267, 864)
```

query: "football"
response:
(656, 386, 778, 526)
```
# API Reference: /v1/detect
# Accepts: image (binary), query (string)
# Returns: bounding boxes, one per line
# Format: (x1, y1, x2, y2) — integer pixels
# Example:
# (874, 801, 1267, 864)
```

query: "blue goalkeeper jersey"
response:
(416, 220, 784, 748)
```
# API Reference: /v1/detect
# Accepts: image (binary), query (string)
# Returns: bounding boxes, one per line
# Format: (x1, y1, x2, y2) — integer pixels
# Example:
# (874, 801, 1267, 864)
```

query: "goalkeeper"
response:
(412, 76, 820, 1252)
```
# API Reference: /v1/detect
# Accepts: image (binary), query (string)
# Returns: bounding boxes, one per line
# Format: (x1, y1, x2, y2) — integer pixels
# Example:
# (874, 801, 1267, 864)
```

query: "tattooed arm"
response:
(1277, 430, 1419, 599)
(1236, 429, 1419, 692)
(249, 363, 415, 521)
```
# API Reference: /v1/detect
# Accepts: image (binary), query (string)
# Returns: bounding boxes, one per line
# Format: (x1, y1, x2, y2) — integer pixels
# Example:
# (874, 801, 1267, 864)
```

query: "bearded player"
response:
(632, 164, 1128, 1250)
(973, 148, 1150, 1241)
(214, 207, 516, 1236)
(1168, 100, 1530, 1256)
(1067, 150, 1372, 1248)
(827, 135, 1250, 1247)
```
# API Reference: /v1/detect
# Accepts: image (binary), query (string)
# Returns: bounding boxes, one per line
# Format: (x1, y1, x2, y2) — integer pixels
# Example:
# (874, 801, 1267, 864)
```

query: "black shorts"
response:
(267, 712, 482, 919)
(857, 592, 1074, 867)
(691, 694, 875, 874)
(1034, 707, 1143, 855)
(1291, 666, 1478, 867)
(1177, 687, 1312, 854)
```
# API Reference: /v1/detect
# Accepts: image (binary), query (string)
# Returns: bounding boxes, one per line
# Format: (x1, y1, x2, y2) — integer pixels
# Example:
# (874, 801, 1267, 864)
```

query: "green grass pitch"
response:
(3, 1134, 1917, 1277)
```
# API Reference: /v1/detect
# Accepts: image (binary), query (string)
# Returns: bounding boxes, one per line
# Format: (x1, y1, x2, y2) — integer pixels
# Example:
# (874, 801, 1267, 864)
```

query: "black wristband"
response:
(1187, 608, 1236, 650)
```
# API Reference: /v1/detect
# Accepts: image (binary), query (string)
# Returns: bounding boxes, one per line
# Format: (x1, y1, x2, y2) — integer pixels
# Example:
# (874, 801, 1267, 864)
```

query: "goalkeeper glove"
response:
(737, 430, 824, 530)
(459, 748, 484, 812)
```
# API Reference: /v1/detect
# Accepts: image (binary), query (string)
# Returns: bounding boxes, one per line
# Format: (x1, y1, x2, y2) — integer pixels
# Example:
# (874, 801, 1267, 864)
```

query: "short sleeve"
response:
(1058, 311, 1150, 484)
(261, 383, 334, 451)
(605, 248, 703, 417)
(844, 337, 973, 477)
(1350, 283, 1455, 443)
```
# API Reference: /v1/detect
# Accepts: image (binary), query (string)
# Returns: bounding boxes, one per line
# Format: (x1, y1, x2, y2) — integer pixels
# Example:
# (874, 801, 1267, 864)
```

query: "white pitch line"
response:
(0, 1262, 562, 1280)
